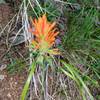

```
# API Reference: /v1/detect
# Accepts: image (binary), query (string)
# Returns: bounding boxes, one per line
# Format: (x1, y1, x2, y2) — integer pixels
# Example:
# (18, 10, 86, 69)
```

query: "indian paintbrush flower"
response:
(29, 14, 60, 55)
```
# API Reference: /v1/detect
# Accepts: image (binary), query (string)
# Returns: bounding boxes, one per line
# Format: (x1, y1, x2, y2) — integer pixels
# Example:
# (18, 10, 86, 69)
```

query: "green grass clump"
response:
(7, 58, 26, 74)
(61, 4, 100, 100)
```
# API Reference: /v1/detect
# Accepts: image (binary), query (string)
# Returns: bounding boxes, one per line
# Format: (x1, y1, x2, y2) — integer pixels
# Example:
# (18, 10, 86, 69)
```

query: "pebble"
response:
(7, 93, 11, 98)
(0, 75, 5, 80)
(0, 64, 7, 71)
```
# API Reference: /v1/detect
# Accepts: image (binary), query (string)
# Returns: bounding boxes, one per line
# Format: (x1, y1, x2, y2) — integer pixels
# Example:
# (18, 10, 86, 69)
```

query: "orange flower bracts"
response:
(29, 14, 60, 55)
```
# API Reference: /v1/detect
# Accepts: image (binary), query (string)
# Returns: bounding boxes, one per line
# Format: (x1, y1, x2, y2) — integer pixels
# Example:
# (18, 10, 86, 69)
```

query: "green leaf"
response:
(36, 55, 44, 65)
(20, 62, 36, 100)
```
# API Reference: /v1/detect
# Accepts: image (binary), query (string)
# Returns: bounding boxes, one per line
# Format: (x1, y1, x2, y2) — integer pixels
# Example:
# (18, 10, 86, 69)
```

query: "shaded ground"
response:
(0, 3, 13, 28)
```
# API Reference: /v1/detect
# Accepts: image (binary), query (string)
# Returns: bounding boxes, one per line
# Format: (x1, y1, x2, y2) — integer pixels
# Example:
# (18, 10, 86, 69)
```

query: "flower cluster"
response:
(29, 14, 60, 55)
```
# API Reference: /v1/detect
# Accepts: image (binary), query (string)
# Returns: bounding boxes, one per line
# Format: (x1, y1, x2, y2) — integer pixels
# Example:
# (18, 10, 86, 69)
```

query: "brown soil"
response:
(0, 70, 27, 100)
(0, 3, 13, 27)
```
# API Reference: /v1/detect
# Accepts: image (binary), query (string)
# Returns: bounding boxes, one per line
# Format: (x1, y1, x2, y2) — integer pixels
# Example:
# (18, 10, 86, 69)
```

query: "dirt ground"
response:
(0, 70, 27, 100)
(0, 3, 28, 100)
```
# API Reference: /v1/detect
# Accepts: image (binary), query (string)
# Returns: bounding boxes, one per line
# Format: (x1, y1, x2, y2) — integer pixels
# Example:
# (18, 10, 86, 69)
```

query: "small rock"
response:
(0, 0, 6, 4)
(7, 93, 11, 98)
(10, 77, 13, 81)
(15, 82, 17, 85)
(0, 64, 7, 71)
(0, 75, 5, 80)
